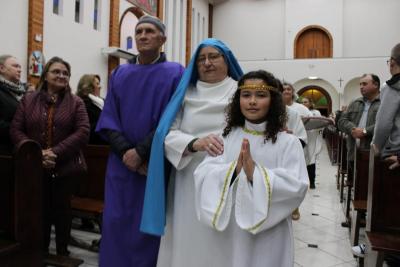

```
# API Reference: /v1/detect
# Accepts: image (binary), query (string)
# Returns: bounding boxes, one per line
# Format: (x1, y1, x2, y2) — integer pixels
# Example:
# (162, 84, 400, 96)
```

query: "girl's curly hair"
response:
(222, 70, 287, 143)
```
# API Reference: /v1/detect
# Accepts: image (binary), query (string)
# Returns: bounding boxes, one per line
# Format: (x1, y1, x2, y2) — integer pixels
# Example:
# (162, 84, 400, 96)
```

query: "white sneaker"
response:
(351, 244, 366, 258)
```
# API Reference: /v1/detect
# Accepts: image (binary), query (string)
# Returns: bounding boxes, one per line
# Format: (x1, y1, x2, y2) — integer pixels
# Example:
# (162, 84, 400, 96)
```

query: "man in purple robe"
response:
(96, 16, 184, 267)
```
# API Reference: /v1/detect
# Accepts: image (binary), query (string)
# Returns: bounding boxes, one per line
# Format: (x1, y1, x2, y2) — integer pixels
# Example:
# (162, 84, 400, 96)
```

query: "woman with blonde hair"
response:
(76, 74, 106, 144)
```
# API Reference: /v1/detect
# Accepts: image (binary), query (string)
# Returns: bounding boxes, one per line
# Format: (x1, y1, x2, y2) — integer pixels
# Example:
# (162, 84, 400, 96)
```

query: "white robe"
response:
(288, 102, 312, 118)
(305, 109, 323, 165)
(193, 121, 309, 267)
(157, 77, 238, 267)
(286, 106, 308, 144)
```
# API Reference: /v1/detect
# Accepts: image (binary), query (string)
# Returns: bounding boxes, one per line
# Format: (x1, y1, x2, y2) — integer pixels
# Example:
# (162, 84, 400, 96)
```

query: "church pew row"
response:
(0, 140, 43, 267)
(324, 127, 339, 165)
(0, 140, 84, 267)
(365, 146, 400, 267)
(69, 145, 109, 252)
(350, 144, 369, 247)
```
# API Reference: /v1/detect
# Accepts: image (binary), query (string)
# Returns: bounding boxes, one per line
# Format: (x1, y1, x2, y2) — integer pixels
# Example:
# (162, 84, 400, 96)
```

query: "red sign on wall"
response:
(127, 0, 157, 16)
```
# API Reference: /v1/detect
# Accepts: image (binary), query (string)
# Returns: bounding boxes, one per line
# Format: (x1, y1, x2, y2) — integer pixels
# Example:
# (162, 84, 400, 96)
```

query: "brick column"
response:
(108, 0, 120, 76)
(27, 0, 44, 85)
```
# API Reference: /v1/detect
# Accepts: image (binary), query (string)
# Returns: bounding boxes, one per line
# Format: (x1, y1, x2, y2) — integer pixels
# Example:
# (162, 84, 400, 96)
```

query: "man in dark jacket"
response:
(338, 73, 381, 162)
(0, 54, 24, 154)
(373, 43, 400, 170)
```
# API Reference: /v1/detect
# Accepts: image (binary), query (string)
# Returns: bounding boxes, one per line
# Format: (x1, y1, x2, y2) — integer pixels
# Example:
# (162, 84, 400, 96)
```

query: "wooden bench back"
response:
(0, 140, 43, 265)
(353, 144, 370, 201)
(0, 154, 14, 240)
(339, 133, 348, 171)
(79, 145, 110, 200)
(367, 146, 400, 234)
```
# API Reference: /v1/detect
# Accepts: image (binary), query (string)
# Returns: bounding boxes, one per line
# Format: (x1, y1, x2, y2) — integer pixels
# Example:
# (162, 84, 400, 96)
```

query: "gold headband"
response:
(238, 84, 276, 91)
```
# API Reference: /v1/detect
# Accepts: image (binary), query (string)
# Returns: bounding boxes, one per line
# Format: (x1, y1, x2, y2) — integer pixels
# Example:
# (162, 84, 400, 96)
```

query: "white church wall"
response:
(43, 0, 110, 96)
(0, 0, 29, 82)
(343, 77, 362, 107)
(120, 12, 139, 55)
(164, 0, 187, 64)
(213, 0, 286, 61)
(343, 0, 400, 58)
(191, 0, 209, 54)
(285, 0, 344, 58)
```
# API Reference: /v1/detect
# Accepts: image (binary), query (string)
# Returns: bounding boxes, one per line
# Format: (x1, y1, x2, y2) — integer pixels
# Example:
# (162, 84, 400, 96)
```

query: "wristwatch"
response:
(362, 128, 367, 135)
(187, 138, 199, 153)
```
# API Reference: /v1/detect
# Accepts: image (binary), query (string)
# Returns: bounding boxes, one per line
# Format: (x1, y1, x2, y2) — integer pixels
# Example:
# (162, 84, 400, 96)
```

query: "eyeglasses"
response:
(196, 53, 223, 65)
(387, 57, 394, 66)
(49, 69, 70, 77)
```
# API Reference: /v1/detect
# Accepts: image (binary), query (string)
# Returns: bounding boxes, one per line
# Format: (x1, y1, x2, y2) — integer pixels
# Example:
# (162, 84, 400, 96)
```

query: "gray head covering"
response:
(136, 15, 166, 35)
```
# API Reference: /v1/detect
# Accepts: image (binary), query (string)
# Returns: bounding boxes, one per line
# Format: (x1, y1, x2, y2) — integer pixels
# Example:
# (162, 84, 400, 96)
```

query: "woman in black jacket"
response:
(76, 74, 107, 145)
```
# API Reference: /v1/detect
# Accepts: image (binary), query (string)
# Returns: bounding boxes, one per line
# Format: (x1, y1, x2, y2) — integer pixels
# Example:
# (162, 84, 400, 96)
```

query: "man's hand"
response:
(351, 127, 365, 139)
(42, 149, 57, 169)
(192, 133, 224, 157)
(137, 162, 148, 176)
(384, 155, 400, 170)
(122, 148, 142, 172)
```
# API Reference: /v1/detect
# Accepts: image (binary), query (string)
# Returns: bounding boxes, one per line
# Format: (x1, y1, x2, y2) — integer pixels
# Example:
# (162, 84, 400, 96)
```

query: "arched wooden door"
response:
(294, 26, 332, 59)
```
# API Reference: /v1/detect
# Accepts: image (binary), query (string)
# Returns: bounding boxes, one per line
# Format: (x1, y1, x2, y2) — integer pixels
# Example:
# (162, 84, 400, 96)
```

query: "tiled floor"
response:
(50, 143, 359, 267)
(293, 143, 358, 267)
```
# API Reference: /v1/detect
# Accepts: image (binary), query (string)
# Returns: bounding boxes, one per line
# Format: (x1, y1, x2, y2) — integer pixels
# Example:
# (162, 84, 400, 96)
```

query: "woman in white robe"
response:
(194, 70, 308, 267)
(301, 96, 323, 189)
(153, 39, 244, 267)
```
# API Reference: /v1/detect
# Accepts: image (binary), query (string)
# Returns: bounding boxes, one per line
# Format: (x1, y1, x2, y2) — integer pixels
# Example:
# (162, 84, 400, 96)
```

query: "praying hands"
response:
(236, 138, 255, 182)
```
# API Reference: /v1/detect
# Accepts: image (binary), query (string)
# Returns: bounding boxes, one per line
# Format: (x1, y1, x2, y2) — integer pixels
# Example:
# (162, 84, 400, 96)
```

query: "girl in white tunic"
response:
(194, 70, 309, 267)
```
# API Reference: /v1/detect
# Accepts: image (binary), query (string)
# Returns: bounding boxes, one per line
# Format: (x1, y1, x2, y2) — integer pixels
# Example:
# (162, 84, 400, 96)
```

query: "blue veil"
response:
(140, 38, 243, 236)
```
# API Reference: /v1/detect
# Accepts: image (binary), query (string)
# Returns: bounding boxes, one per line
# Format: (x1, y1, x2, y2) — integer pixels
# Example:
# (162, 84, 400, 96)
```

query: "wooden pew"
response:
(70, 145, 109, 251)
(338, 132, 348, 203)
(350, 144, 370, 247)
(365, 146, 400, 267)
(0, 140, 43, 266)
(324, 127, 339, 165)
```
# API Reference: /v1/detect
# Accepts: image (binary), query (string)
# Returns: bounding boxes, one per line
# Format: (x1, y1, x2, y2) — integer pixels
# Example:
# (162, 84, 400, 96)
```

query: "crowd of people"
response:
(1, 14, 399, 267)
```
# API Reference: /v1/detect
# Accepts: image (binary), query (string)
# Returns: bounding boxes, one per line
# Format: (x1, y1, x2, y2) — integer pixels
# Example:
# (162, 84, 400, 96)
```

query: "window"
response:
(53, 0, 62, 15)
(127, 37, 133, 50)
(93, 0, 100, 30)
(75, 0, 82, 23)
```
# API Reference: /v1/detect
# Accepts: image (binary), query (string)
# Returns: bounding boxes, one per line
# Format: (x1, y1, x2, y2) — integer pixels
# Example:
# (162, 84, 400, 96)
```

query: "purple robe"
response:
(96, 62, 184, 267)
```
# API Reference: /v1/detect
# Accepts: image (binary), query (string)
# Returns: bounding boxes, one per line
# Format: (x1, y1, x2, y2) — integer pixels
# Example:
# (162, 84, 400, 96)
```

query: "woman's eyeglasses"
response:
(196, 53, 223, 65)
(49, 69, 70, 77)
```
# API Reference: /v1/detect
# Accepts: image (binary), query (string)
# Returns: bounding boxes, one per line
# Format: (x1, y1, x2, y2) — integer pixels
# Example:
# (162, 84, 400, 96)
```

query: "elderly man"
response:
(96, 16, 184, 267)
(0, 55, 24, 153)
(373, 43, 400, 170)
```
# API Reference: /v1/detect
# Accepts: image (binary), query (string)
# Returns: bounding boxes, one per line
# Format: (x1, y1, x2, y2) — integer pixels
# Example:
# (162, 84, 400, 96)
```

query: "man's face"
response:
(135, 23, 166, 54)
(359, 75, 378, 99)
(0, 57, 21, 83)
(196, 46, 228, 83)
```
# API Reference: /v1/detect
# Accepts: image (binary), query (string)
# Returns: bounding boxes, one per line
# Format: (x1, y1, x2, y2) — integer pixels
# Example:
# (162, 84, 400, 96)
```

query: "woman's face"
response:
(46, 62, 70, 92)
(196, 46, 228, 83)
(240, 78, 271, 124)
(94, 77, 101, 96)
(282, 85, 294, 104)
(302, 98, 311, 109)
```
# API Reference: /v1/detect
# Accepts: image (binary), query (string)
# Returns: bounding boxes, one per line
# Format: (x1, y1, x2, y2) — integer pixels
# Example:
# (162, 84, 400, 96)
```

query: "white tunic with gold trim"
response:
(157, 77, 239, 267)
(193, 121, 309, 267)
